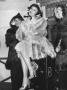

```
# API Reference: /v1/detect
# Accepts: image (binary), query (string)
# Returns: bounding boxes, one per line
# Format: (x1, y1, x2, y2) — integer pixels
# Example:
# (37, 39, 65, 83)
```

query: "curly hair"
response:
(28, 4, 43, 17)
(55, 4, 66, 17)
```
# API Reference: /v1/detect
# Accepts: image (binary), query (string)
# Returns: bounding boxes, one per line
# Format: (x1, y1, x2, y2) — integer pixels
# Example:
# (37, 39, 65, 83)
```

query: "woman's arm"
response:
(33, 19, 47, 37)
(16, 23, 26, 41)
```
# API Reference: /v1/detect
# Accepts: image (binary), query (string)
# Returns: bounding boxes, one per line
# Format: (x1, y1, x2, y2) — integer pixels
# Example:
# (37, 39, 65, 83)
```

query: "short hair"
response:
(55, 4, 66, 17)
(28, 4, 43, 17)
(10, 13, 24, 27)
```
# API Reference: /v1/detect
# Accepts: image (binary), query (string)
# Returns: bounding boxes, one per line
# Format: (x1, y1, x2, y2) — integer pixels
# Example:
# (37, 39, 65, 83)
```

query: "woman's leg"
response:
(21, 53, 34, 79)
(17, 51, 28, 89)
(17, 51, 34, 88)
(21, 57, 28, 88)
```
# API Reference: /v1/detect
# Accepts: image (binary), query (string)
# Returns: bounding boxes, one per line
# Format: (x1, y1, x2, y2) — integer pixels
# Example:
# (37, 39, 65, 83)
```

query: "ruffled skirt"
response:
(15, 37, 56, 60)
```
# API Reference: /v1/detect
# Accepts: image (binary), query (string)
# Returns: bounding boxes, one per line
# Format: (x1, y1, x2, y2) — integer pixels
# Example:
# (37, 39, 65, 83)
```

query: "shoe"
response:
(19, 85, 28, 90)
(29, 75, 34, 79)
(20, 79, 30, 90)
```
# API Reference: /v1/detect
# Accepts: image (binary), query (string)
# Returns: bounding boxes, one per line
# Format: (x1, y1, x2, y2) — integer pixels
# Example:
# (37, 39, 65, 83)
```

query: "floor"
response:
(0, 82, 12, 90)
(0, 82, 67, 90)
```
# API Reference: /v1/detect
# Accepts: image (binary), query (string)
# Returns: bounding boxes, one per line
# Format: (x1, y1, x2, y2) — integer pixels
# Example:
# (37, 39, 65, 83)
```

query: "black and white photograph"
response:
(0, 0, 67, 90)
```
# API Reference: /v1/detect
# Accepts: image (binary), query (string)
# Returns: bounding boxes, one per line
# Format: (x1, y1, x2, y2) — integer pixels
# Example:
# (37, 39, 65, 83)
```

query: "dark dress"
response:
(51, 17, 67, 90)
(5, 26, 23, 90)
(51, 17, 67, 49)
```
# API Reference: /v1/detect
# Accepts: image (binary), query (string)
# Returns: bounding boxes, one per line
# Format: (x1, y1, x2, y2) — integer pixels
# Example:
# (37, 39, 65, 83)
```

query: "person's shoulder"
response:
(6, 27, 16, 34)
(6, 28, 12, 33)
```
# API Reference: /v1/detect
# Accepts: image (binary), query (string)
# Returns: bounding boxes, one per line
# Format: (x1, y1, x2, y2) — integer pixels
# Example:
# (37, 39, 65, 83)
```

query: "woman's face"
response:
(54, 7, 63, 19)
(29, 6, 38, 17)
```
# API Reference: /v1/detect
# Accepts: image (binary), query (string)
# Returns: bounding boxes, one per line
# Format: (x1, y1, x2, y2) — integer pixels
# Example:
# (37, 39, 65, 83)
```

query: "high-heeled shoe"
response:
(29, 75, 34, 80)
(20, 79, 30, 90)
(19, 84, 28, 90)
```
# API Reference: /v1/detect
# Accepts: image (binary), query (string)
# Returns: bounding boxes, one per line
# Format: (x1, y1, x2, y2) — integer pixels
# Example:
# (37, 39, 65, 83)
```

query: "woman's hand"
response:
(55, 45, 61, 53)
(55, 39, 61, 53)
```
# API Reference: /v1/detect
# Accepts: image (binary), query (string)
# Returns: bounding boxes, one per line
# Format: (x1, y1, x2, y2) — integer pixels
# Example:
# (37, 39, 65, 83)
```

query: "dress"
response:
(52, 17, 67, 90)
(15, 17, 56, 60)
(5, 26, 23, 90)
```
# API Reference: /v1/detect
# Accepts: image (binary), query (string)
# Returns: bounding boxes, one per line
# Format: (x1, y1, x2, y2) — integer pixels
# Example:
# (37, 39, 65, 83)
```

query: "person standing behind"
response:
(51, 4, 67, 89)
(5, 13, 24, 90)
(51, 4, 66, 50)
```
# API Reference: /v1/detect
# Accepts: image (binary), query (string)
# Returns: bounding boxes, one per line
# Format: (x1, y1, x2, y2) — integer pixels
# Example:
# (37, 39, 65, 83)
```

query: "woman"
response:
(54, 4, 67, 62)
(15, 3, 56, 90)
(28, 4, 56, 59)
(51, 4, 66, 49)
(5, 13, 24, 90)
(15, 14, 34, 90)
(52, 4, 67, 90)
(52, 4, 67, 54)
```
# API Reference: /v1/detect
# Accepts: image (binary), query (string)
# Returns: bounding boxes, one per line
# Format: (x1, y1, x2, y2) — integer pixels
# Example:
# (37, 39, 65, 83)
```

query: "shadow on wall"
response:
(0, 26, 9, 57)
(0, 75, 4, 81)
(0, 62, 11, 82)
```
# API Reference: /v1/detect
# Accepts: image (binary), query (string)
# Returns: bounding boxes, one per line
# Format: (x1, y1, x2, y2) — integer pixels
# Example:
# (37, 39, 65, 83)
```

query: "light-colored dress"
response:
(15, 17, 56, 60)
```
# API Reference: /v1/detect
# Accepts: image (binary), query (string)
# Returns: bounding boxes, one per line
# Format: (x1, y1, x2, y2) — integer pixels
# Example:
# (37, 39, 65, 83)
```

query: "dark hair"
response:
(55, 4, 66, 17)
(10, 13, 24, 27)
(28, 4, 43, 17)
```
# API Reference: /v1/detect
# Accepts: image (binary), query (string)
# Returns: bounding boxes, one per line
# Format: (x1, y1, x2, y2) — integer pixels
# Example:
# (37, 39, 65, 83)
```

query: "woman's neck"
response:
(31, 16, 36, 23)
(32, 16, 36, 20)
